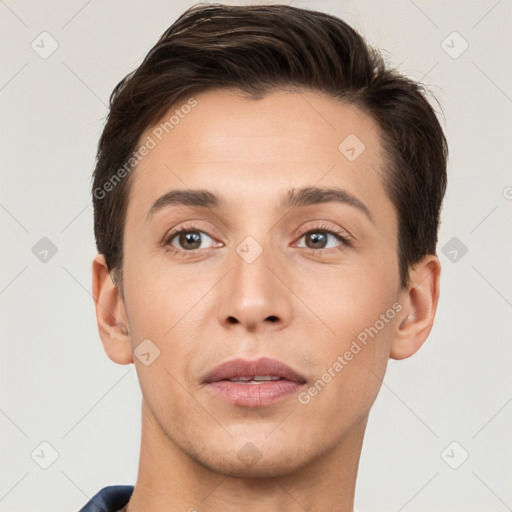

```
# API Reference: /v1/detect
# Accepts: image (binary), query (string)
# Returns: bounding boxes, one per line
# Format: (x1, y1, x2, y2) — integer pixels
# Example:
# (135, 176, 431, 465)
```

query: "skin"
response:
(92, 89, 441, 512)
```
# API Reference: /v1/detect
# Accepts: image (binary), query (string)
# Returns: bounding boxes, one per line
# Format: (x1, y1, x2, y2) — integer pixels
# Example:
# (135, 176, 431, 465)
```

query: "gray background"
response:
(1, 0, 511, 510)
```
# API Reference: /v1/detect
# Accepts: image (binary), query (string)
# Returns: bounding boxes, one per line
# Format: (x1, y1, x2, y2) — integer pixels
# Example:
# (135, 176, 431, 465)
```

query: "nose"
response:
(217, 241, 293, 333)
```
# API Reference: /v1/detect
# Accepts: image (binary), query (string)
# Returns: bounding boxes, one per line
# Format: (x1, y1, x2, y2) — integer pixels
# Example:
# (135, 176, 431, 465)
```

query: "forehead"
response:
(139, 88, 383, 166)
(126, 88, 395, 238)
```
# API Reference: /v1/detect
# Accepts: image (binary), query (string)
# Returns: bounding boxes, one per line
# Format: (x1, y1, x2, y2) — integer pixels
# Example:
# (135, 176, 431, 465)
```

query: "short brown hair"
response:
(92, 2, 448, 289)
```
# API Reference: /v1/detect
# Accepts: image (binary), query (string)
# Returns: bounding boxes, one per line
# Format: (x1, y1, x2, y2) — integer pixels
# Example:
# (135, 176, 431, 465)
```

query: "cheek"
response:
(294, 260, 397, 341)
(122, 248, 193, 337)
(293, 267, 397, 412)
(122, 258, 217, 392)
(298, 317, 394, 435)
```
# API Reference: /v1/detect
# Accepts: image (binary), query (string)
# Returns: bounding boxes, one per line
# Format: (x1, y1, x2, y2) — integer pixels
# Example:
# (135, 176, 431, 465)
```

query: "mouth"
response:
(202, 357, 307, 407)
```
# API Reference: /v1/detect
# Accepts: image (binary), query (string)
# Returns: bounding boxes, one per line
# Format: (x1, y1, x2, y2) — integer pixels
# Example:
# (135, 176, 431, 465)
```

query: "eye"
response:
(165, 226, 216, 253)
(295, 225, 352, 253)
(162, 222, 352, 258)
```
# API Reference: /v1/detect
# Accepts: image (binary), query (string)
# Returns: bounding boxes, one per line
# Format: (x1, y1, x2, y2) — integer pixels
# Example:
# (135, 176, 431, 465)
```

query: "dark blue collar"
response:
(79, 485, 134, 512)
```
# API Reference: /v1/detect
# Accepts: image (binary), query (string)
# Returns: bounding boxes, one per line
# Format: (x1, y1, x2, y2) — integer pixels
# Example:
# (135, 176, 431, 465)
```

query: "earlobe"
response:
(92, 254, 133, 365)
(390, 255, 441, 360)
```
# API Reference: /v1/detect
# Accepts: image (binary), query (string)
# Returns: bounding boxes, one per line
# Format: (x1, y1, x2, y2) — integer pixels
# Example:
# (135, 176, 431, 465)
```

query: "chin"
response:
(189, 442, 316, 479)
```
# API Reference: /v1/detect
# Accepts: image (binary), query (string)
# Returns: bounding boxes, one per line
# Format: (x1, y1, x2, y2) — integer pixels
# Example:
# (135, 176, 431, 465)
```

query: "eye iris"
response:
(179, 231, 201, 249)
(306, 232, 327, 249)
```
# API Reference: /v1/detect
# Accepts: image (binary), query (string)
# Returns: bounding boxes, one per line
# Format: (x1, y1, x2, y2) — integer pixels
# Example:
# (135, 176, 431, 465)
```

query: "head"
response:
(92, 3, 447, 478)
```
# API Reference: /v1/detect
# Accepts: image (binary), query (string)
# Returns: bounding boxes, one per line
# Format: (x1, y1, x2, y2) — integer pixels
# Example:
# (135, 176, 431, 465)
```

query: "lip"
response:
(203, 357, 306, 384)
(202, 357, 307, 407)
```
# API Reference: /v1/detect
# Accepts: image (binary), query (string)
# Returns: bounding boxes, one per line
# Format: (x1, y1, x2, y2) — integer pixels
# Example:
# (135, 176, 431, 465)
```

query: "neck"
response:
(126, 400, 367, 512)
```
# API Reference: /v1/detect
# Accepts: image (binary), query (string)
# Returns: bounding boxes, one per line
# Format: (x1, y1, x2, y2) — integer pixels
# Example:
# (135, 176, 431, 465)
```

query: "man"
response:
(82, 2, 447, 511)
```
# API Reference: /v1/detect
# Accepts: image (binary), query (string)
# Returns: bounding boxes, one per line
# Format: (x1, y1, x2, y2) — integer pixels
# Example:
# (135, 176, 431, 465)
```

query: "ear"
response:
(390, 254, 441, 360)
(91, 254, 133, 364)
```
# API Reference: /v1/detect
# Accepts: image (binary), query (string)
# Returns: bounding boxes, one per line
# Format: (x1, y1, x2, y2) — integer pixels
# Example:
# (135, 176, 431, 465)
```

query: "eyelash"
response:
(163, 222, 353, 257)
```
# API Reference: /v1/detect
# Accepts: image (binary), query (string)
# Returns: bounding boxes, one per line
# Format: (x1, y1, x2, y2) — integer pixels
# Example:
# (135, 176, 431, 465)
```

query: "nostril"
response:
(226, 315, 278, 325)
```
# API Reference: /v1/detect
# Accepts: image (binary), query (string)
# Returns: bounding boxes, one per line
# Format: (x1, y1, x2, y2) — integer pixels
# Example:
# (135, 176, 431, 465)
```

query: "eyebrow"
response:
(146, 186, 373, 223)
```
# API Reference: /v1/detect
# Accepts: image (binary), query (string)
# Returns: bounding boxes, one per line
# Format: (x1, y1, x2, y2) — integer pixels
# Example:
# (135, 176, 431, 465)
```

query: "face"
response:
(119, 89, 403, 477)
